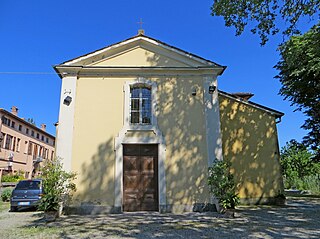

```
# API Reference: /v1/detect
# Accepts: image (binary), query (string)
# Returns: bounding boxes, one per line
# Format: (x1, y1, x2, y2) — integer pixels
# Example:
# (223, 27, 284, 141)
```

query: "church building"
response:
(54, 32, 284, 213)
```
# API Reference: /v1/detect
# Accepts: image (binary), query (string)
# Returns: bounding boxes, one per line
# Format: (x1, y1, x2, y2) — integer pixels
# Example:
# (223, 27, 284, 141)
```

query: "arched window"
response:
(130, 84, 152, 124)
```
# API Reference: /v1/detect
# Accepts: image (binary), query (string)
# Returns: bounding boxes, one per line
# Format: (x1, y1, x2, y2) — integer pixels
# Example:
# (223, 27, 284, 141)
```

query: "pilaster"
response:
(203, 75, 223, 166)
(55, 76, 77, 172)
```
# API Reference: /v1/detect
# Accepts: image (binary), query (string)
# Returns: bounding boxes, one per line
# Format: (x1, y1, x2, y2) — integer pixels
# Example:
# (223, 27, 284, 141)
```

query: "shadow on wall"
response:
(155, 80, 209, 205)
(75, 138, 115, 207)
(219, 96, 283, 203)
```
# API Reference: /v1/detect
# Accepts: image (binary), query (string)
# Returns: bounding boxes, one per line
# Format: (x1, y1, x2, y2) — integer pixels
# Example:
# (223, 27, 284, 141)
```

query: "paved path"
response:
(0, 198, 319, 238)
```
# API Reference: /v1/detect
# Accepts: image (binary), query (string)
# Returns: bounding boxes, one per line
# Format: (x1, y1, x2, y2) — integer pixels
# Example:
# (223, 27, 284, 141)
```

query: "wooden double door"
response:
(123, 144, 159, 211)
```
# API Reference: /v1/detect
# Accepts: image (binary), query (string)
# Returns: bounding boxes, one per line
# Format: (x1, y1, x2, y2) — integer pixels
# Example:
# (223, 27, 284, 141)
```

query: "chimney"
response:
(41, 124, 46, 132)
(11, 106, 18, 116)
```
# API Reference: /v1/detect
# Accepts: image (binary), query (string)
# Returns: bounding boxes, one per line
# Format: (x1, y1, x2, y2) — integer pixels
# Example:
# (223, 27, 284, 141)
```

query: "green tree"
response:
(280, 140, 319, 189)
(39, 157, 76, 214)
(275, 24, 320, 160)
(211, 0, 320, 45)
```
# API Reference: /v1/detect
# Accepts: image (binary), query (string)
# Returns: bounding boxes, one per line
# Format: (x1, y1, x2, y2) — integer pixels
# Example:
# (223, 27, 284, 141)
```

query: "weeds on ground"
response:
(1, 226, 61, 239)
(0, 201, 9, 212)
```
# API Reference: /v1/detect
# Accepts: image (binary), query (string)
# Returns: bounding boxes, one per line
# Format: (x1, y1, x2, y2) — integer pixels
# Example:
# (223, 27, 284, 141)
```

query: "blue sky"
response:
(0, 0, 314, 148)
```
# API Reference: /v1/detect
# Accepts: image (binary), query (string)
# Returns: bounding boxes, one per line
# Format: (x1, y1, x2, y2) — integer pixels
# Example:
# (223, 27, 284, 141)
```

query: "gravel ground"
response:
(0, 198, 319, 239)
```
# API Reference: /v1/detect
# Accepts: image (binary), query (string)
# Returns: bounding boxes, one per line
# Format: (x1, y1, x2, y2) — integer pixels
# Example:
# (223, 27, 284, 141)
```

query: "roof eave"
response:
(0, 109, 55, 138)
(218, 90, 284, 118)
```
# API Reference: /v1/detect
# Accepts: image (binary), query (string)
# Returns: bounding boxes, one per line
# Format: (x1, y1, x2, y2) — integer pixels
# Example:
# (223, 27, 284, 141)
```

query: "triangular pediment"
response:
(90, 46, 192, 67)
(59, 35, 223, 68)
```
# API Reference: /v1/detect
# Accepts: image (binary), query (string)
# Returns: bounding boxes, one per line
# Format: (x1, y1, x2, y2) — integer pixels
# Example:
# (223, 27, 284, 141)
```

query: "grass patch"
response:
(22, 226, 61, 235)
(3, 226, 62, 239)
(0, 201, 9, 212)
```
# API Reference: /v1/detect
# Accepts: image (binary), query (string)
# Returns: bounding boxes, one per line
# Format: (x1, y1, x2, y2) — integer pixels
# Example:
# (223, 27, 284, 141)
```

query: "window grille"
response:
(130, 85, 152, 125)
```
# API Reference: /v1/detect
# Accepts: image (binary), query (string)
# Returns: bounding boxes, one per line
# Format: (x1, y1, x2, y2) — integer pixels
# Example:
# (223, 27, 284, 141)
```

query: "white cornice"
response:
(54, 66, 222, 78)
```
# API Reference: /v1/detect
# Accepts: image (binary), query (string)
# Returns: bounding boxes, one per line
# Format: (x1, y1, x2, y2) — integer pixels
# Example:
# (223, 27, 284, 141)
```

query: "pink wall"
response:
(0, 108, 55, 180)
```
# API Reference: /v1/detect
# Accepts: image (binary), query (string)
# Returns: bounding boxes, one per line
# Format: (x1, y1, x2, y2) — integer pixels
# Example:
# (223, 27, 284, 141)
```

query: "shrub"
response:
(208, 159, 239, 210)
(281, 140, 320, 194)
(1, 188, 13, 202)
(38, 157, 77, 212)
(1, 172, 25, 182)
(284, 175, 320, 194)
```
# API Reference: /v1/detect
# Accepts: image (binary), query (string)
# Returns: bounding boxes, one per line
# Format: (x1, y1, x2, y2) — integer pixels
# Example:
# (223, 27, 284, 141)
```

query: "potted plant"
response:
(38, 157, 76, 221)
(208, 159, 239, 217)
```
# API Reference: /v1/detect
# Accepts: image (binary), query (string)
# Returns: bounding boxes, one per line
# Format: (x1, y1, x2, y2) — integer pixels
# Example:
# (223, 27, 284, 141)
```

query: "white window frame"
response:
(123, 78, 158, 130)
(129, 84, 152, 125)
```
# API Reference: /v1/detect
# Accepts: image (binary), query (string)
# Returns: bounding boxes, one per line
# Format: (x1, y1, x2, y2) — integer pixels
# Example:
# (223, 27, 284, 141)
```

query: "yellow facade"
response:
(71, 76, 209, 207)
(219, 94, 283, 202)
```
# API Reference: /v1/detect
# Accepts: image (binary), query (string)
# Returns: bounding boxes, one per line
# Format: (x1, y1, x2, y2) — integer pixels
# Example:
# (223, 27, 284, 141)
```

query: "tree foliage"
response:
(211, 0, 320, 45)
(275, 24, 320, 160)
(280, 140, 320, 189)
(1, 188, 13, 202)
(38, 157, 77, 212)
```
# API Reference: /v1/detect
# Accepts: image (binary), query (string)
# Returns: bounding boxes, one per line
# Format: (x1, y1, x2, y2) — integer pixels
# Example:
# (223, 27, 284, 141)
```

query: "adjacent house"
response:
(54, 32, 284, 213)
(0, 106, 55, 180)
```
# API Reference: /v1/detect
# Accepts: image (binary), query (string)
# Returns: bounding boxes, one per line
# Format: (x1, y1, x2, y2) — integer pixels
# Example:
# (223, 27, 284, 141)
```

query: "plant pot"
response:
(223, 208, 236, 218)
(275, 197, 286, 206)
(44, 211, 59, 222)
(274, 194, 286, 206)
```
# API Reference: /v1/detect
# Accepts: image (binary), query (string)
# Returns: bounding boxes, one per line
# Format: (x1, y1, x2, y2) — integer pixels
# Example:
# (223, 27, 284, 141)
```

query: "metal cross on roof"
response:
(137, 18, 145, 35)
(137, 18, 144, 29)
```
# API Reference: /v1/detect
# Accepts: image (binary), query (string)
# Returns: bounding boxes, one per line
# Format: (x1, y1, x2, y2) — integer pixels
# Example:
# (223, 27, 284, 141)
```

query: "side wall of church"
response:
(219, 94, 284, 203)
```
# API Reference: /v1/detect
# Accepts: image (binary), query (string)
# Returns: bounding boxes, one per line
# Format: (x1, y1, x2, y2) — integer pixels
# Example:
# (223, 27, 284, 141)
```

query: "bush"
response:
(281, 140, 320, 194)
(1, 188, 13, 202)
(284, 175, 320, 194)
(208, 159, 239, 210)
(38, 157, 77, 212)
(1, 172, 25, 182)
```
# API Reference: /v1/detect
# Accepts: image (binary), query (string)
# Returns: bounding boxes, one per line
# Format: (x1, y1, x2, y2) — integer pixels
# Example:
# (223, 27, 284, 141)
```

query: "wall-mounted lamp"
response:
(208, 85, 216, 94)
(63, 96, 72, 106)
(64, 89, 72, 95)
(191, 86, 197, 96)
